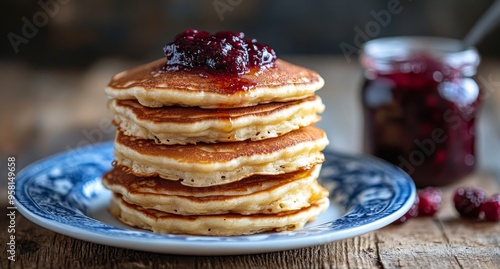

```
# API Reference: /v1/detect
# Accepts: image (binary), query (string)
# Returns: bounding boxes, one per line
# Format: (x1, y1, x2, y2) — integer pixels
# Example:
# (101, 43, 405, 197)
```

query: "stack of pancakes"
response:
(103, 58, 330, 236)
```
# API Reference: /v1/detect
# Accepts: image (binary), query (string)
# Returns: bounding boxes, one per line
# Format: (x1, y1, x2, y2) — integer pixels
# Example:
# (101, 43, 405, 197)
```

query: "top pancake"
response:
(105, 58, 324, 108)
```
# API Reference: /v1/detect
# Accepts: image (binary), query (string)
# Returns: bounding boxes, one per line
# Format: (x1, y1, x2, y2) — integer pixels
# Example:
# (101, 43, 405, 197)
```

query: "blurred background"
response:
(2, 0, 500, 66)
(1, 0, 500, 198)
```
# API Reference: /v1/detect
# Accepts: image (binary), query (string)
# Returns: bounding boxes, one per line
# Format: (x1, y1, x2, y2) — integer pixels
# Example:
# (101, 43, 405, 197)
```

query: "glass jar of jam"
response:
(360, 37, 481, 187)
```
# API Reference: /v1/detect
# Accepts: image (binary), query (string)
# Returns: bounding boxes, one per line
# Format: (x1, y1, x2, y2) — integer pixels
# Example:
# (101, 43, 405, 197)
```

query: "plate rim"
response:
(15, 142, 416, 255)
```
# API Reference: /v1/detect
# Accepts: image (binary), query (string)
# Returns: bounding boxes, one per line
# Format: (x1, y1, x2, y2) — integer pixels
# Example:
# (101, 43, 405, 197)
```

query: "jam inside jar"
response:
(360, 37, 481, 187)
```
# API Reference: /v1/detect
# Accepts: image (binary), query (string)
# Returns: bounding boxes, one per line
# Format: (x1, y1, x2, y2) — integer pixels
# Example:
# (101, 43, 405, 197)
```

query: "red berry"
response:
(393, 196, 419, 224)
(418, 187, 442, 216)
(453, 187, 487, 218)
(480, 193, 500, 221)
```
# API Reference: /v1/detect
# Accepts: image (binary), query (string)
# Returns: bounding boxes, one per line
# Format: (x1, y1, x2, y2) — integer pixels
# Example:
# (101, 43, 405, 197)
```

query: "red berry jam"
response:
(163, 29, 276, 75)
(360, 37, 480, 187)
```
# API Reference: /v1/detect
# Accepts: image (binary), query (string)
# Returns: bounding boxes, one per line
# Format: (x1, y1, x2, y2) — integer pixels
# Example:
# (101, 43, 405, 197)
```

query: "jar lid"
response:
(360, 36, 480, 75)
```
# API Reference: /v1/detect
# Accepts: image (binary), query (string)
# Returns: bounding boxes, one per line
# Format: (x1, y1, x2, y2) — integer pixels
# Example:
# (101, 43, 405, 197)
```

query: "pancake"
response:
(110, 95, 324, 144)
(109, 194, 330, 236)
(102, 165, 327, 215)
(113, 126, 329, 187)
(104, 58, 324, 108)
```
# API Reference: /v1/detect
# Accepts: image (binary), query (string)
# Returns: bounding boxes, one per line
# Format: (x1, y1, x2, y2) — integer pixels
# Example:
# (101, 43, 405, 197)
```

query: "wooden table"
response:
(1, 57, 499, 268)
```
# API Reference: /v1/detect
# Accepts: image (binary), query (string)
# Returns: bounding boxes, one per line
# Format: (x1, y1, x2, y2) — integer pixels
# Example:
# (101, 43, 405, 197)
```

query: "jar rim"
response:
(360, 36, 480, 74)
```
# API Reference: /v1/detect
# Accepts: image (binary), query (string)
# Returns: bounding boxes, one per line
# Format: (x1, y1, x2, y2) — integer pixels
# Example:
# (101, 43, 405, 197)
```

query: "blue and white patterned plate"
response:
(15, 142, 415, 255)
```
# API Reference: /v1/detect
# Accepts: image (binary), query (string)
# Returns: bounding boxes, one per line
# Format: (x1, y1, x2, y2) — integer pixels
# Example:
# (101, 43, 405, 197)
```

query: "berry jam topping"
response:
(393, 196, 419, 224)
(163, 29, 277, 75)
(453, 187, 487, 218)
(418, 187, 442, 216)
(362, 53, 480, 187)
(480, 193, 500, 221)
